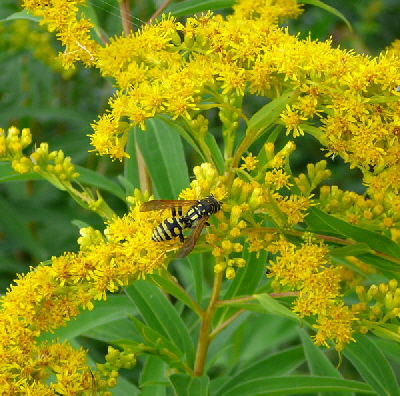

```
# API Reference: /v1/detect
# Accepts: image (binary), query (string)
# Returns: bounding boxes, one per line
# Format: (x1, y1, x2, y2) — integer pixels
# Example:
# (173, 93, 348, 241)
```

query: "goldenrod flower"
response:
(22, 0, 99, 68)
(240, 153, 258, 171)
(313, 303, 357, 350)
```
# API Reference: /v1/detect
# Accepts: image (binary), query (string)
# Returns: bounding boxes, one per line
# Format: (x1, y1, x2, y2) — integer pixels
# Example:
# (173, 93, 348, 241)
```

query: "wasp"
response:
(140, 195, 222, 258)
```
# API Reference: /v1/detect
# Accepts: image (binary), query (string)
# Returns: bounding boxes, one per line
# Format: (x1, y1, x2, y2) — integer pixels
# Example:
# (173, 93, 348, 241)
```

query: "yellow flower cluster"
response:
(267, 237, 357, 350)
(84, 5, 398, 199)
(294, 160, 332, 195)
(240, 153, 258, 171)
(0, 328, 95, 394)
(354, 280, 400, 332)
(0, 126, 79, 184)
(0, 126, 31, 162)
(0, 202, 171, 392)
(21, 0, 400, 197)
(22, 0, 99, 68)
(96, 346, 136, 390)
(318, 185, 400, 235)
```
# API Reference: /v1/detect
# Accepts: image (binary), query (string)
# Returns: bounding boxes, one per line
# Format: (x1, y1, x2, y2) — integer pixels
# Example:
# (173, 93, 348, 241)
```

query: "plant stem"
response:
(149, 0, 173, 22)
(209, 309, 244, 339)
(194, 271, 223, 376)
(119, 0, 133, 35)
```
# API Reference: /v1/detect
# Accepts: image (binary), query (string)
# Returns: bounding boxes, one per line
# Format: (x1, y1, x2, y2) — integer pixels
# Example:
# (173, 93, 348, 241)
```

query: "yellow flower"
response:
(276, 195, 312, 225)
(281, 105, 307, 137)
(240, 153, 258, 171)
(265, 169, 292, 190)
(217, 64, 247, 96)
(313, 303, 357, 350)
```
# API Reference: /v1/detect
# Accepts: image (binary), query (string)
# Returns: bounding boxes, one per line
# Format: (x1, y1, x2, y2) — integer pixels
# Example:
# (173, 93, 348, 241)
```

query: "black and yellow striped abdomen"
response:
(151, 216, 191, 243)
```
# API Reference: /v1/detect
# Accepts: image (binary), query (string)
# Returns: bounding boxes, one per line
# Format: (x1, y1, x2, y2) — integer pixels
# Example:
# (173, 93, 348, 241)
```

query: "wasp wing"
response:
(140, 199, 198, 212)
(176, 216, 210, 259)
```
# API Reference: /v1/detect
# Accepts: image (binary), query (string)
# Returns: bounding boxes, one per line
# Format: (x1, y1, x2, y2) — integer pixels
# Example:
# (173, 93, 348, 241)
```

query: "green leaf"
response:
(0, 163, 41, 182)
(301, 124, 326, 144)
(204, 133, 224, 175)
(0, 10, 40, 23)
(368, 323, 400, 343)
(130, 316, 184, 359)
(215, 250, 266, 325)
(215, 346, 305, 395)
(166, 0, 234, 17)
(139, 355, 168, 395)
(75, 165, 126, 201)
(125, 280, 195, 365)
(39, 295, 137, 342)
(160, 116, 205, 161)
(88, 318, 140, 344)
(247, 91, 297, 144)
(171, 254, 206, 305)
(301, 0, 352, 31)
(355, 252, 400, 275)
(344, 334, 400, 396)
(113, 376, 141, 396)
(187, 254, 205, 304)
(298, 329, 345, 396)
(136, 117, 190, 199)
(124, 130, 140, 193)
(306, 207, 400, 260)
(208, 315, 299, 371)
(254, 293, 301, 323)
(329, 243, 372, 257)
(220, 301, 269, 313)
(170, 374, 210, 396)
(220, 376, 374, 396)
(0, 196, 44, 260)
(147, 273, 201, 315)
(373, 338, 400, 365)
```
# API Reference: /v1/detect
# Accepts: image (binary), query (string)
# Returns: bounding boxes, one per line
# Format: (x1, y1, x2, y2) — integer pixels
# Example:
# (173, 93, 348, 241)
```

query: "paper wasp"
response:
(140, 195, 222, 258)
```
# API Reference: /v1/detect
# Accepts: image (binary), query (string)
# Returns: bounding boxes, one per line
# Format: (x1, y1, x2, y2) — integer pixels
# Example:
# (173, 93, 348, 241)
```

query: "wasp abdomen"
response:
(152, 216, 191, 243)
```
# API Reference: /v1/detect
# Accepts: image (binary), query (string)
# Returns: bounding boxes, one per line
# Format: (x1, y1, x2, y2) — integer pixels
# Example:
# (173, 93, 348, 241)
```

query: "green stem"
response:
(65, 183, 116, 220)
(209, 291, 301, 338)
(194, 271, 223, 376)
(163, 272, 204, 317)
(139, 345, 196, 376)
(223, 127, 234, 162)
(209, 309, 244, 339)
